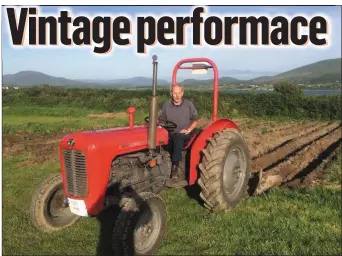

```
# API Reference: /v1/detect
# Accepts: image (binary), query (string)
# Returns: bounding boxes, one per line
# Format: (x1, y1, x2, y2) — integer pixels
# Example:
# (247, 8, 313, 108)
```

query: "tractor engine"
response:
(105, 150, 172, 205)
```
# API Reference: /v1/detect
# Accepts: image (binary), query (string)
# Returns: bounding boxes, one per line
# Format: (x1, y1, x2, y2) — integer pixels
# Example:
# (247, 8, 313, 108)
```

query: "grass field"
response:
(2, 105, 341, 255)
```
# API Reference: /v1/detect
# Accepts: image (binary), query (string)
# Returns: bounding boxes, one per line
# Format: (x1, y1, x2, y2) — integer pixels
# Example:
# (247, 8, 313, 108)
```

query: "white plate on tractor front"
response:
(68, 198, 88, 217)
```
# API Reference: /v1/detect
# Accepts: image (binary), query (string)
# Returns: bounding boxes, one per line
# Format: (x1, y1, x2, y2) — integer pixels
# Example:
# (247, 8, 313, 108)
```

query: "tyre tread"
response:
(29, 173, 80, 233)
(197, 128, 251, 212)
(112, 192, 167, 256)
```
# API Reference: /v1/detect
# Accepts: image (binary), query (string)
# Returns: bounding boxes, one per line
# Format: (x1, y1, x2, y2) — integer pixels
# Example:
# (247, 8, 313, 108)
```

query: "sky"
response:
(1, 5, 341, 80)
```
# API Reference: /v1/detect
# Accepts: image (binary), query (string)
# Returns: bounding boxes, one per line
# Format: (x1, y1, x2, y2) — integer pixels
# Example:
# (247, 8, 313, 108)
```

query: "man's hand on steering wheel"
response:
(144, 116, 177, 130)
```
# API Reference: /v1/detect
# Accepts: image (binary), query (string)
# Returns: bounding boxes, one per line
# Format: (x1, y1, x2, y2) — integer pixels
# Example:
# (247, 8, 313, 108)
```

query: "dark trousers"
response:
(168, 132, 191, 162)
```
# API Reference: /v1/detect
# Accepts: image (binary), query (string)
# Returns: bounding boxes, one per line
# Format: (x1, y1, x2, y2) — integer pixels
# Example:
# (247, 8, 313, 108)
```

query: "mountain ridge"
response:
(2, 58, 341, 87)
(249, 58, 341, 84)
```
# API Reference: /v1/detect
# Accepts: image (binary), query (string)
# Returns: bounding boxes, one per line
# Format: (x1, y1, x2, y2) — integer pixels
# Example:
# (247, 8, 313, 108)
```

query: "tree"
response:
(273, 80, 303, 98)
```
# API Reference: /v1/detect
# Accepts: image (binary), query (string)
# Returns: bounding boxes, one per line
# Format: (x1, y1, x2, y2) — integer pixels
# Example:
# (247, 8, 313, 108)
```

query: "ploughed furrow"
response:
(243, 122, 306, 157)
(282, 144, 341, 189)
(255, 127, 342, 194)
(266, 121, 312, 134)
(251, 122, 341, 172)
(251, 122, 331, 159)
(244, 122, 327, 158)
(271, 122, 331, 140)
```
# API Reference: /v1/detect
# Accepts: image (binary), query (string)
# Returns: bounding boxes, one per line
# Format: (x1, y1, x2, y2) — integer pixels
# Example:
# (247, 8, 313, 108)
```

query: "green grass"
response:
(2, 105, 98, 117)
(158, 187, 341, 255)
(2, 106, 149, 135)
(322, 154, 342, 186)
(4, 115, 73, 124)
(2, 154, 341, 255)
(2, 105, 341, 255)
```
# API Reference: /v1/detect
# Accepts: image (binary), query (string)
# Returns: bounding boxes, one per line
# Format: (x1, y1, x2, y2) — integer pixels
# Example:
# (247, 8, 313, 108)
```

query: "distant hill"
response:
(219, 69, 278, 80)
(182, 76, 243, 86)
(3, 58, 341, 88)
(249, 58, 341, 84)
(106, 77, 169, 86)
(2, 71, 88, 87)
(2, 72, 169, 87)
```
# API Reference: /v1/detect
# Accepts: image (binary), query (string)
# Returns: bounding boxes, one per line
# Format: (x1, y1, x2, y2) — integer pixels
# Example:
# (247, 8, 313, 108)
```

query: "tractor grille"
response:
(63, 149, 88, 197)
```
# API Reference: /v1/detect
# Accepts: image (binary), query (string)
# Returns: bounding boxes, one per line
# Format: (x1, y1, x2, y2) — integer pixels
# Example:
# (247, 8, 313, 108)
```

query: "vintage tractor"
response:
(29, 55, 251, 255)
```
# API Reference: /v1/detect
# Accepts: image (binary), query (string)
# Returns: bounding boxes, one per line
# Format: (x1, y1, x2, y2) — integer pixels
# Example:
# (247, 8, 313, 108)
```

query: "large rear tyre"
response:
(29, 173, 81, 233)
(113, 192, 167, 256)
(198, 128, 251, 212)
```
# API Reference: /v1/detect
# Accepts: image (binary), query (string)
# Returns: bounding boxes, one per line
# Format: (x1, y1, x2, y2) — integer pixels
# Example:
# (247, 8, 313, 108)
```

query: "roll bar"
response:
(171, 58, 219, 122)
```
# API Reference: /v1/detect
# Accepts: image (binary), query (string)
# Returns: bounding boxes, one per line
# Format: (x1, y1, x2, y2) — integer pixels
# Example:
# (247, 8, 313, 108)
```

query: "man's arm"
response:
(181, 101, 199, 134)
(186, 120, 199, 134)
(158, 103, 167, 120)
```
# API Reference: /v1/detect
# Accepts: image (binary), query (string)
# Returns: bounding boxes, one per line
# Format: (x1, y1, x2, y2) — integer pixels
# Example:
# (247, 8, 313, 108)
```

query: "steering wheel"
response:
(145, 117, 177, 129)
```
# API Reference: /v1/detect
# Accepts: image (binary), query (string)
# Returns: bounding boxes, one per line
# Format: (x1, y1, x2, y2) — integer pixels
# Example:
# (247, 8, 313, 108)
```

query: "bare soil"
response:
(241, 121, 331, 158)
(282, 145, 341, 189)
(233, 119, 341, 192)
(88, 112, 127, 119)
(251, 122, 340, 172)
(252, 124, 341, 194)
(3, 118, 341, 193)
(2, 132, 65, 164)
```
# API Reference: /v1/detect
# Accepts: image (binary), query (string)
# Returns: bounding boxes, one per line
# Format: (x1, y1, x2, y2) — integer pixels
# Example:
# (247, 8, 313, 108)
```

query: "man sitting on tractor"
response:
(159, 83, 199, 184)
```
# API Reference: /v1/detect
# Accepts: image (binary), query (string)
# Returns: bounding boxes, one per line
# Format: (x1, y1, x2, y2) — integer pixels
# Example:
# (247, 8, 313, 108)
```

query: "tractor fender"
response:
(189, 118, 239, 185)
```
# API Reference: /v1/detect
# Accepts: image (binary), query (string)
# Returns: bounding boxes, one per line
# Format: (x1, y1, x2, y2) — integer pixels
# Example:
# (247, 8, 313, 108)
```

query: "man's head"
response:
(171, 83, 184, 104)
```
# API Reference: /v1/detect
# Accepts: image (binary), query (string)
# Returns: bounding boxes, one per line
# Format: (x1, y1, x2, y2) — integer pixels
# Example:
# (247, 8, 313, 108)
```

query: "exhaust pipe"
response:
(148, 55, 158, 155)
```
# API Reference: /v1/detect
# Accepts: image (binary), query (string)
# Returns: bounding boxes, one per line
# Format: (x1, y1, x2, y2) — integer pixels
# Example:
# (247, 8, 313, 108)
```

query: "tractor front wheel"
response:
(198, 128, 251, 212)
(113, 192, 167, 256)
(29, 173, 81, 233)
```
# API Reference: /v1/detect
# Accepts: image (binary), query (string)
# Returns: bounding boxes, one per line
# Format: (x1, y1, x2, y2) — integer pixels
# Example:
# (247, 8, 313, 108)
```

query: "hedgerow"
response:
(2, 84, 341, 121)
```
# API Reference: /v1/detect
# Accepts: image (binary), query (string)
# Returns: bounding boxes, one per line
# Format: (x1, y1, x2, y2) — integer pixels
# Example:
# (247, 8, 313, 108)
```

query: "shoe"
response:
(170, 165, 179, 180)
(165, 165, 188, 188)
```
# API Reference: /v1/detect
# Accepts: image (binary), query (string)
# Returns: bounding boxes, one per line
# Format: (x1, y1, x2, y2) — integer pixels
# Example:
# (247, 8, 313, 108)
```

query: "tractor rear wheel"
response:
(29, 173, 81, 233)
(197, 128, 251, 212)
(113, 192, 167, 256)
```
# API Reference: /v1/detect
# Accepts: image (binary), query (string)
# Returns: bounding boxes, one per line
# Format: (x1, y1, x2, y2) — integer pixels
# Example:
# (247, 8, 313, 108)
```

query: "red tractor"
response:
(30, 55, 251, 255)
